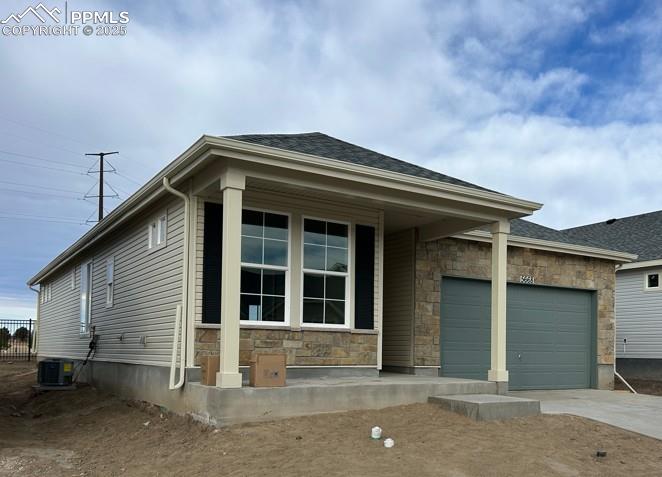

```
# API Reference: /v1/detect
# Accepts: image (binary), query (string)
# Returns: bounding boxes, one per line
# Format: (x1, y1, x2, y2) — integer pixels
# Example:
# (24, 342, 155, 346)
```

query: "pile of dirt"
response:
(1, 362, 662, 476)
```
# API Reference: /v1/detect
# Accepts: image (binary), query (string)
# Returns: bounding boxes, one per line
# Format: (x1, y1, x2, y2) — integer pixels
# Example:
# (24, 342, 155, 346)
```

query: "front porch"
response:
(184, 372, 498, 426)
(187, 149, 539, 393)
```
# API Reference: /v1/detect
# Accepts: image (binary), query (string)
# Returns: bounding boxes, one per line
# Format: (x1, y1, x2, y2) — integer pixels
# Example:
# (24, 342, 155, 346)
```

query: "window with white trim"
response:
(148, 213, 167, 250)
(646, 272, 660, 290)
(240, 209, 289, 323)
(41, 283, 52, 304)
(80, 261, 93, 334)
(302, 218, 349, 326)
(106, 257, 114, 307)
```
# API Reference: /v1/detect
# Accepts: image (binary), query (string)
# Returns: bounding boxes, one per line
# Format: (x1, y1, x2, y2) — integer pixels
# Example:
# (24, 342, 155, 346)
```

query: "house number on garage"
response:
(519, 275, 535, 285)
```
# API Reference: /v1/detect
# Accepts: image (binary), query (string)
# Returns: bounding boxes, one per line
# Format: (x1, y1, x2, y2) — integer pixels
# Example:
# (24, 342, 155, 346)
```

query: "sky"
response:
(1, 0, 661, 319)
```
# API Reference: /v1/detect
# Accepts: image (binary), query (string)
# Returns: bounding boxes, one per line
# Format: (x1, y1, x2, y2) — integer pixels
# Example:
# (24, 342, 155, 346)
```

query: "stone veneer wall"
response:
(195, 328, 378, 366)
(415, 238, 616, 386)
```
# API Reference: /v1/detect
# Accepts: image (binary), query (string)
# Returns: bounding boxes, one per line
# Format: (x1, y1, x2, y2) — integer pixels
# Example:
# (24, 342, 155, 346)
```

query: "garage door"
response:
(440, 277, 594, 390)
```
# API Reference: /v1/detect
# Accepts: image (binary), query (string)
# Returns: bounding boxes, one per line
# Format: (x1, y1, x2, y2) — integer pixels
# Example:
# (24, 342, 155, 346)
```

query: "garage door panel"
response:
(440, 277, 593, 390)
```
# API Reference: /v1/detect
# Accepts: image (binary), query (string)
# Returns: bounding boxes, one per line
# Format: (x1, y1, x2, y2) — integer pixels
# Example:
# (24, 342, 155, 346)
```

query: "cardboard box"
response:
(201, 355, 219, 386)
(249, 353, 286, 387)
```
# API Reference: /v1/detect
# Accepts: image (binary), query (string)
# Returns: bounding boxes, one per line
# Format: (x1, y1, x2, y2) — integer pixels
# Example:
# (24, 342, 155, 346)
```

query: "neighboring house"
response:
(28, 133, 634, 419)
(566, 211, 662, 381)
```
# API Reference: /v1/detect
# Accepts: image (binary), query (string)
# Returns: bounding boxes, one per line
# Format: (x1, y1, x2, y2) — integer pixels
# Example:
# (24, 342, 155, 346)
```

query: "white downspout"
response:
(29, 285, 40, 357)
(163, 177, 190, 390)
(613, 264, 636, 394)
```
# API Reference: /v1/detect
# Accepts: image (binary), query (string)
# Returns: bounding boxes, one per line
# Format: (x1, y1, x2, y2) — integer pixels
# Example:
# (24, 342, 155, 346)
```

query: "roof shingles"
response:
(564, 211, 662, 261)
(224, 132, 492, 192)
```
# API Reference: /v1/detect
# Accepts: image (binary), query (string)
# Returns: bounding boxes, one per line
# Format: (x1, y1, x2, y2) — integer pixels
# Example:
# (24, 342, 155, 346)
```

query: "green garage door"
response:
(440, 277, 594, 390)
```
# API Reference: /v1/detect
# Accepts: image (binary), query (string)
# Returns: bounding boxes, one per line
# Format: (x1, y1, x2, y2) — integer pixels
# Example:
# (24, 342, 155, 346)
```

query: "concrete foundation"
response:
(617, 358, 662, 382)
(73, 359, 499, 426)
(428, 394, 540, 421)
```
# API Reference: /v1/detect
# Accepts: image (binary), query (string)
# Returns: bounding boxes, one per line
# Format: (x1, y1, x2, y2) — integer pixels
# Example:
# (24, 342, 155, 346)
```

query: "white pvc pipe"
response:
(163, 177, 190, 390)
(613, 314, 636, 394)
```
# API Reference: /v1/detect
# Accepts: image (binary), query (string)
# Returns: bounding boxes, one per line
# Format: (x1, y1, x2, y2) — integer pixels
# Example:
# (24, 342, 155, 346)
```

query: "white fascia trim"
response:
(204, 136, 543, 215)
(454, 230, 638, 263)
(619, 258, 662, 270)
(29, 134, 542, 285)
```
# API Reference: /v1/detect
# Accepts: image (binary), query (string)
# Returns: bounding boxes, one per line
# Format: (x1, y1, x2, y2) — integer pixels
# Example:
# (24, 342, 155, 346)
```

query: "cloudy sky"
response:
(1, 0, 661, 318)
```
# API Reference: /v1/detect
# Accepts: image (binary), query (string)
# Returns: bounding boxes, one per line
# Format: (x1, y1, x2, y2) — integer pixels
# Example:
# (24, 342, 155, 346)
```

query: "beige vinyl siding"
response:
(616, 268, 662, 359)
(37, 198, 184, 366)
(193, 188, 382, 329)
(382, 228, 415, 367)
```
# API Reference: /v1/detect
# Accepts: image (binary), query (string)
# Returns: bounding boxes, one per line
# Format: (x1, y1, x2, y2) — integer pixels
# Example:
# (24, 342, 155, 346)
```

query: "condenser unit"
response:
(37, 359, 74, 386)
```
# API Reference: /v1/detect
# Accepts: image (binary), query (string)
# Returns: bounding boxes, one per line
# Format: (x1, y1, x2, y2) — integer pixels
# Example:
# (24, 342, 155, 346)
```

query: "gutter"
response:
(162, 177, 190, 390)
(454, 230, 638, 263)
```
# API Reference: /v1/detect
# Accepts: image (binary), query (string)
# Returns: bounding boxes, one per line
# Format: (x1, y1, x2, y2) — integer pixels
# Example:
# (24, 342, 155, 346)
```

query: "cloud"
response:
(1, 0, 662, 316)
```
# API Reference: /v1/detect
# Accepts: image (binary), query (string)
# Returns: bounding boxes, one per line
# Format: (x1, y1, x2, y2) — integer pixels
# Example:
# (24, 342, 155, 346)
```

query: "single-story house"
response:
(565, 211, 662, 382)
(29, 133, 635, 419)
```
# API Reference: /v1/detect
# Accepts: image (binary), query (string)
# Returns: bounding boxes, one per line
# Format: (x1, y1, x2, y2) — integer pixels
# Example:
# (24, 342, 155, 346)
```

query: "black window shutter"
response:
(202, 202, 222, 324)
(354, 224, 375, 329)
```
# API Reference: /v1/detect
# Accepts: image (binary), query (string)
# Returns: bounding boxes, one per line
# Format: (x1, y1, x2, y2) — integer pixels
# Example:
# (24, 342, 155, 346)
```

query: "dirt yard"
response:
(2, 363, 662, 476)
(616, 378, 662, 396)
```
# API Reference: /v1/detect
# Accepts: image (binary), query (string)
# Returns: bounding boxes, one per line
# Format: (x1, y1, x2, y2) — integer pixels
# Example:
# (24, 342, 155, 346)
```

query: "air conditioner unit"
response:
(37, 359, 74, 386)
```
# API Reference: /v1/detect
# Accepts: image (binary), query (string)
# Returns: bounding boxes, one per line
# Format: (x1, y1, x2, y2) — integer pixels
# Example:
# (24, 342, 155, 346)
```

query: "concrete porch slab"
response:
(183, 373, 498, 426)
(428, 394, 541, 421)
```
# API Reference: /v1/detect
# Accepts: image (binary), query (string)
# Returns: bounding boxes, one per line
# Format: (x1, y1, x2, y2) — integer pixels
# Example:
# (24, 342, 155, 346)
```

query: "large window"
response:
(302, 218, 349, 327)
(240, 209, 289, 323)
(80, 261, 93, 335)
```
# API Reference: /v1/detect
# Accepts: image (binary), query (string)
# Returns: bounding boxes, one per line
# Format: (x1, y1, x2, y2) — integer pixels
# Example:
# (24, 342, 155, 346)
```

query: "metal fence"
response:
(0, 319, 35, 361)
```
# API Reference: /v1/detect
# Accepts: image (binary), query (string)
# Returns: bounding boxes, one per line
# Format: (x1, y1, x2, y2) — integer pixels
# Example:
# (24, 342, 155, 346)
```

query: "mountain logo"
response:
(1, 3, 61, 24)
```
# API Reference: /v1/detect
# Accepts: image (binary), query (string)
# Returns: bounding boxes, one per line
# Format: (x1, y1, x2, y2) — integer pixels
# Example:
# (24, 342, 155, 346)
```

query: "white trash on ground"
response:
(384, 438, 395, 448)
(371, 426, 382, 439)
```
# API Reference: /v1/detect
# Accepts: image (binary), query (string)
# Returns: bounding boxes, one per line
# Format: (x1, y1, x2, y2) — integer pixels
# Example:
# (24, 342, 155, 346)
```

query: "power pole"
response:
(85, 151, 119, 222)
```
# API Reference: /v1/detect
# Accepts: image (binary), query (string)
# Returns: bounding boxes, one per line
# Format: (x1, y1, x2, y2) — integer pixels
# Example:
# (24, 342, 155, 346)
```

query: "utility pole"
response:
(85, 151, 119, 222)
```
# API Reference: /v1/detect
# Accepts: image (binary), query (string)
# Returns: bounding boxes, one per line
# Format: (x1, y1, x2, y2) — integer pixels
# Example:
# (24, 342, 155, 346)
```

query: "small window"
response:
(80, 261, 93, 334)
(70, 268, 76, 290)
(41, 283, 52, 303)
(147, 213, 167, 250)
(646, 273, 660, 289)
(106, 257, 114, 307)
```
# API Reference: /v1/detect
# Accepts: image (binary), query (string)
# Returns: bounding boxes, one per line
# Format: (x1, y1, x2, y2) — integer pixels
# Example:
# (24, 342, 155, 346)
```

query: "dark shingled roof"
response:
(481, 219, 619, 250)
(224, 132, 493, 192)
(564, 210, 662, 261)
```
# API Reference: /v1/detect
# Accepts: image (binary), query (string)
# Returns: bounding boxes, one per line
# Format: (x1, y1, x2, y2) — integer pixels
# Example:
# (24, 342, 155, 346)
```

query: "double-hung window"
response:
(80, 261, 93, 334)
(302, 218, 349, 327)
(240, 209, 289, 323)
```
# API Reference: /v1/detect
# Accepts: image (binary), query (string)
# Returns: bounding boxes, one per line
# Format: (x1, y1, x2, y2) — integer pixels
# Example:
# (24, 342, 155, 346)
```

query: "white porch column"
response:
(216, 169, 245, 389)
(487, 220, 510, 385)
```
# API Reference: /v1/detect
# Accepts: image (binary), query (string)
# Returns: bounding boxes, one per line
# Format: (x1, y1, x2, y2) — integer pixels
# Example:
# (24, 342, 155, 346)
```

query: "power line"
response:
(0, 130, 84, 155)
(0, 187, 82, 200)
(0, 216, 89, 225)
(0, 158, 88, 175)
(0, 115, 92, 148)
(0, 180, 84, 195)
(0, 149, 86, 169)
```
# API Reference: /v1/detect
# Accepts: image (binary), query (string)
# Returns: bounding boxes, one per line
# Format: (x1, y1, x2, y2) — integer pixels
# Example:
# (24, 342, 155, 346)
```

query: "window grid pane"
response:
(240, 210, 289, 323)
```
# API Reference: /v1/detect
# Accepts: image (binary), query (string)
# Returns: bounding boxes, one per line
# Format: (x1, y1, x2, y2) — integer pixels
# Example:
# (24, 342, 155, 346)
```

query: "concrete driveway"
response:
(512, 389, 662, 440)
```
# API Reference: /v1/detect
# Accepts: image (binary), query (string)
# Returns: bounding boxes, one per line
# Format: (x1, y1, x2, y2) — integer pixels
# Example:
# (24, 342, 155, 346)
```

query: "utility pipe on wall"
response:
(163, 177, 190, 390)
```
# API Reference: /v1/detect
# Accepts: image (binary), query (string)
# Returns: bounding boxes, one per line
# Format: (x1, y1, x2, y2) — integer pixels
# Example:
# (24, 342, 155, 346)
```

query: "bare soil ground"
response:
(2, 362, 662, 476)
(615, 378, 662, 396)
